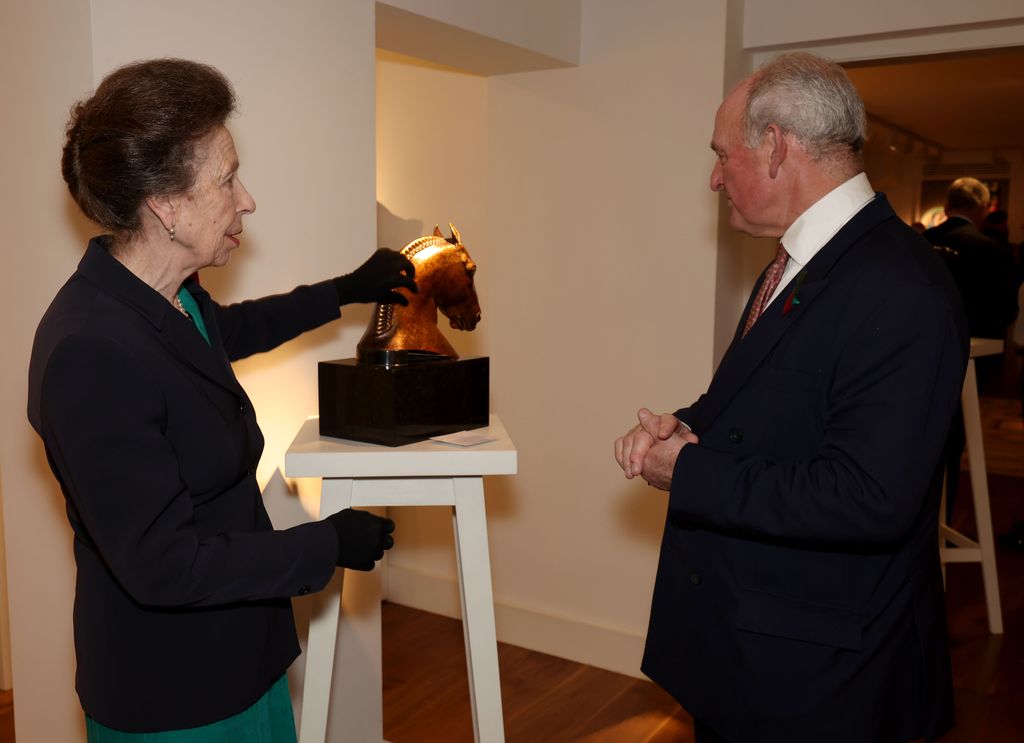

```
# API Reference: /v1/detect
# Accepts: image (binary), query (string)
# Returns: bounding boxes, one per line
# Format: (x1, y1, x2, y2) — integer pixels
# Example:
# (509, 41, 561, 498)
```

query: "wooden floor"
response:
(977, 396, 1024, 478)
(0, 396, 1021, 742)
(380, 498, 1024, 743)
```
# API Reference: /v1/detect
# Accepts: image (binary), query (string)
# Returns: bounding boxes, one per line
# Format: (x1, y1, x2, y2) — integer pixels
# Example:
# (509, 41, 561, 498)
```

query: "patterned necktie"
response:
(742, 242, 789, 338)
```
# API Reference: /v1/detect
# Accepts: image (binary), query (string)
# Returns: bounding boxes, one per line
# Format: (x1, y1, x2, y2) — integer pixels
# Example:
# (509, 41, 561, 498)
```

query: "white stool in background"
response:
(939, 337, 1003, 634)
(285, 415, 517, 742)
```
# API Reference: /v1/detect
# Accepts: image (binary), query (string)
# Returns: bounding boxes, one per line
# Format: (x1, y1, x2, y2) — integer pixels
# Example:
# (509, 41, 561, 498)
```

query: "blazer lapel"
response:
(159, 281, 246, 397)
(160, 311, 245, 397)
(691, 195, 897, 433)
(77, 239, 245, 398)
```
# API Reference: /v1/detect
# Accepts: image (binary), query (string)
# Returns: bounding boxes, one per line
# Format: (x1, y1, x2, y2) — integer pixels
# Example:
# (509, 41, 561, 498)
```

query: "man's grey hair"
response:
(743, 52, 866, 162)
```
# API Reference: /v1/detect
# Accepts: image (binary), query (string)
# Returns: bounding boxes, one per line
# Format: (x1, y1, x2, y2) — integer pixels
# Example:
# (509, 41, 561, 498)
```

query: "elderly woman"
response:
(27, 59, 411, 740)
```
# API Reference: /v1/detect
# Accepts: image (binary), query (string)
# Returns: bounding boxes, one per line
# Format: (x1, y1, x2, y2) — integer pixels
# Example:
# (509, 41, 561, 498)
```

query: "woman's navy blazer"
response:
(28, 237, 342, 732)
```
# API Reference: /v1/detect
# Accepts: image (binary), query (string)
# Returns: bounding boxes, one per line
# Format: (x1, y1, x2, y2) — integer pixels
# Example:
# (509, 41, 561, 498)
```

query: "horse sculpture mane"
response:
(357, 223, 480, 363)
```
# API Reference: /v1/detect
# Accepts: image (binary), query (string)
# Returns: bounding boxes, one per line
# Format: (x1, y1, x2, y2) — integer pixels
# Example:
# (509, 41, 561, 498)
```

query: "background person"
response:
(615, 53, 967, 742)
(28, 58, 411, 740)
(924, 178, 1017, 341)
(924, 178, 1018, 515)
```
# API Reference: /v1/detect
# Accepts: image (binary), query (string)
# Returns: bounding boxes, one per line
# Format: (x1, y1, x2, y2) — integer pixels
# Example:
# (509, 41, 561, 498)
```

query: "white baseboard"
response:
(385, 564, 648, 679)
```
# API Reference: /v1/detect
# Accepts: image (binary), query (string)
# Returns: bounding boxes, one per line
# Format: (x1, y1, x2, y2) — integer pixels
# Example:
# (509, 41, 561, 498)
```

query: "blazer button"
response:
(689, 572, 701, 585)
(247, 466, 256, 476)
(728, 428, 743, 444)
(297, 585, 311, 596)
(239, 403, 247, 414)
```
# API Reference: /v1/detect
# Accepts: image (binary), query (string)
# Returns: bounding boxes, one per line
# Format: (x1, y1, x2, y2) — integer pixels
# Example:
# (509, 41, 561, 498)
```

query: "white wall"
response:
(1, 2, 95, 739)
(746, 2, 1024, 67)
(375, 50, 490, 587)
(379, 0, 581, 65)
(378, 2, 728, 676)
(744, 0, 1024, 49)
(483, 2, 726, 672)
(2, 0, 377, 739)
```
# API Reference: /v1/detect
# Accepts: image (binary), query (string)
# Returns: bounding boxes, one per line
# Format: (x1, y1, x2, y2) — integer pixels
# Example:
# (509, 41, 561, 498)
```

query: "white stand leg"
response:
(300, 478, 385, 743)
(327, 561, 383, 742)
(285, 416, 516, 742)
(939, 359, 1004, 634)
(960, 360, 1004, 634)
(452, 477, 505, 743)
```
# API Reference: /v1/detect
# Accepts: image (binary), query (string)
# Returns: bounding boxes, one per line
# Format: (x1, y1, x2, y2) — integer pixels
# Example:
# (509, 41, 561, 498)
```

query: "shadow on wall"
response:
(377, 202, 422, 252)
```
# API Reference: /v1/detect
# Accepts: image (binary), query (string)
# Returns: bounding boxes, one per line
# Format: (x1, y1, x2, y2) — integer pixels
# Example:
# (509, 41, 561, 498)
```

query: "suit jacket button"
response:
(728, 428, 743, 444)
(239, 403, 247, 414)
(297, 585, 311, 596)
(689, 572, 701, 585)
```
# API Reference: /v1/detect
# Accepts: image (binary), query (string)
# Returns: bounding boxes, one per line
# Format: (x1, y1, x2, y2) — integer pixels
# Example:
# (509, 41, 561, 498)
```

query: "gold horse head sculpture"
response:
(357, 223, 480, 363)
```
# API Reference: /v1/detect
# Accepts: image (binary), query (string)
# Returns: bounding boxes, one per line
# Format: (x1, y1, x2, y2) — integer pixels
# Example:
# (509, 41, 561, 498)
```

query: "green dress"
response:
(86, 674, 296, 742)
(85, 291, 295, 742)
(176, 288, 211, 345)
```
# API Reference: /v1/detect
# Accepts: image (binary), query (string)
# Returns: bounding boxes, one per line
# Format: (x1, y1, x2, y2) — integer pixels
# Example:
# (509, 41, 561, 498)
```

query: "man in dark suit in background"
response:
(614, 53, 967, 742)
(924, 178, 1018, 514)
(924, 178, 1017, 341)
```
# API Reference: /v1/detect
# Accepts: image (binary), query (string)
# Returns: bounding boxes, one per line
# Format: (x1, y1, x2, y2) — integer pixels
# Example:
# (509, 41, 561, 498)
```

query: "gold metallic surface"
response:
(357, 223, 480, 360)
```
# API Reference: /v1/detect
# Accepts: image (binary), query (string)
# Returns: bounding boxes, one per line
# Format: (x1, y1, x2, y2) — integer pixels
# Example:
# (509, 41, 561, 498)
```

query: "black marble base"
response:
(318, 356, 489, 446)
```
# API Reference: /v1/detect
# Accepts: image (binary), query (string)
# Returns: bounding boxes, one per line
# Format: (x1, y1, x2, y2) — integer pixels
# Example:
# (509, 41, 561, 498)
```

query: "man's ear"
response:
(145, 194, 177, 232)
(765, 124, 788, 179)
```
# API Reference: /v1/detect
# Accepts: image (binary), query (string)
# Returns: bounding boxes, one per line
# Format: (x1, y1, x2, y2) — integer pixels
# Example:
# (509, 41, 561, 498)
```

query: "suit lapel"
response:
(691, 195, 897, 433)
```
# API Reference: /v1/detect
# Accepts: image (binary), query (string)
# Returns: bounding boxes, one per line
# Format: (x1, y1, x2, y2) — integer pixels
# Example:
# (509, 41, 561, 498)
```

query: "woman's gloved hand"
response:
(325, 508, 396, 570)
(333, 248, 417, 306)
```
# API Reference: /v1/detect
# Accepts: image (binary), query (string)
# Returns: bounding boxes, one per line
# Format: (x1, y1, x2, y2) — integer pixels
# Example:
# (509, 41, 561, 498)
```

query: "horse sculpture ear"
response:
(433, 224, 444, 238)
(449, 223, 462, 244)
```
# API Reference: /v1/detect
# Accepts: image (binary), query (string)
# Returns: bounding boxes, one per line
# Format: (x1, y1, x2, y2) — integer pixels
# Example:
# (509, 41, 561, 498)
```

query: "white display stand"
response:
(285, 414, 517, 742)
(939, 337, 1003, 634)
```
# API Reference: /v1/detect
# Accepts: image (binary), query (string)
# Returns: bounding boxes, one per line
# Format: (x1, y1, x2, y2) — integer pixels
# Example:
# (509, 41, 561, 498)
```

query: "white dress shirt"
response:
(766, 172, 876, 308)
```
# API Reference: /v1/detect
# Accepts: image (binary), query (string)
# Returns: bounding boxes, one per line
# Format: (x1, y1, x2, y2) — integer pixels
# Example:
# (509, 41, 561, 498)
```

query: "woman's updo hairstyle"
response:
(62, 58, 236, 235)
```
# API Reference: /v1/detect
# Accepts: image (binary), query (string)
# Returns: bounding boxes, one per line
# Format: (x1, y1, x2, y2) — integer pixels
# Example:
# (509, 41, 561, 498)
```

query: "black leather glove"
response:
(325, 508, 396, 570)
(333, 248, 417, 306)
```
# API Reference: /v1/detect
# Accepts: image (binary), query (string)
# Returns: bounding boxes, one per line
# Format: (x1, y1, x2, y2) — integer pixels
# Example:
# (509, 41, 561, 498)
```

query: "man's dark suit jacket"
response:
(924, 215, 1017, 339)
(642, 196, 968, 742)
(27, 238, 342, 732)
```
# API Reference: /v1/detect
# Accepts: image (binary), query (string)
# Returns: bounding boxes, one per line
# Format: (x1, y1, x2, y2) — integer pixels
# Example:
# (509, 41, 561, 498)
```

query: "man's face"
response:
(709, 84, 780, 238)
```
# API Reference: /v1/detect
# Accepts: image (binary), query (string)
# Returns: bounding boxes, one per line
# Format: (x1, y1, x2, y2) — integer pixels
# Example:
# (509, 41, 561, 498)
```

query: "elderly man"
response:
(615, 53, 966, 742)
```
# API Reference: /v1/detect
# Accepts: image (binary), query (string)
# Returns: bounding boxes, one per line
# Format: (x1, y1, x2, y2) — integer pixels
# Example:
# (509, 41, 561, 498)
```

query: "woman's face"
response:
(174, 126, 255, 268)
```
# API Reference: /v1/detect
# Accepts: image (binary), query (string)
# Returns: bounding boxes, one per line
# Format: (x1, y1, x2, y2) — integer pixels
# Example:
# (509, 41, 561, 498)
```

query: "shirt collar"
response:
(781, 172, 876, 268)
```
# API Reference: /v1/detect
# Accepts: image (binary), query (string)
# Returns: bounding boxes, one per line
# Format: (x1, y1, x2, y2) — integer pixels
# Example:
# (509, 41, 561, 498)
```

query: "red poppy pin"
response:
(783, 270, 808, 316)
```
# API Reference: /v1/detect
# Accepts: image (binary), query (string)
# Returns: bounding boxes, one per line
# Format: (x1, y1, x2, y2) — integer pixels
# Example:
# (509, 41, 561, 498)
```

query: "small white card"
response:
(430, 430, 495, 447)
